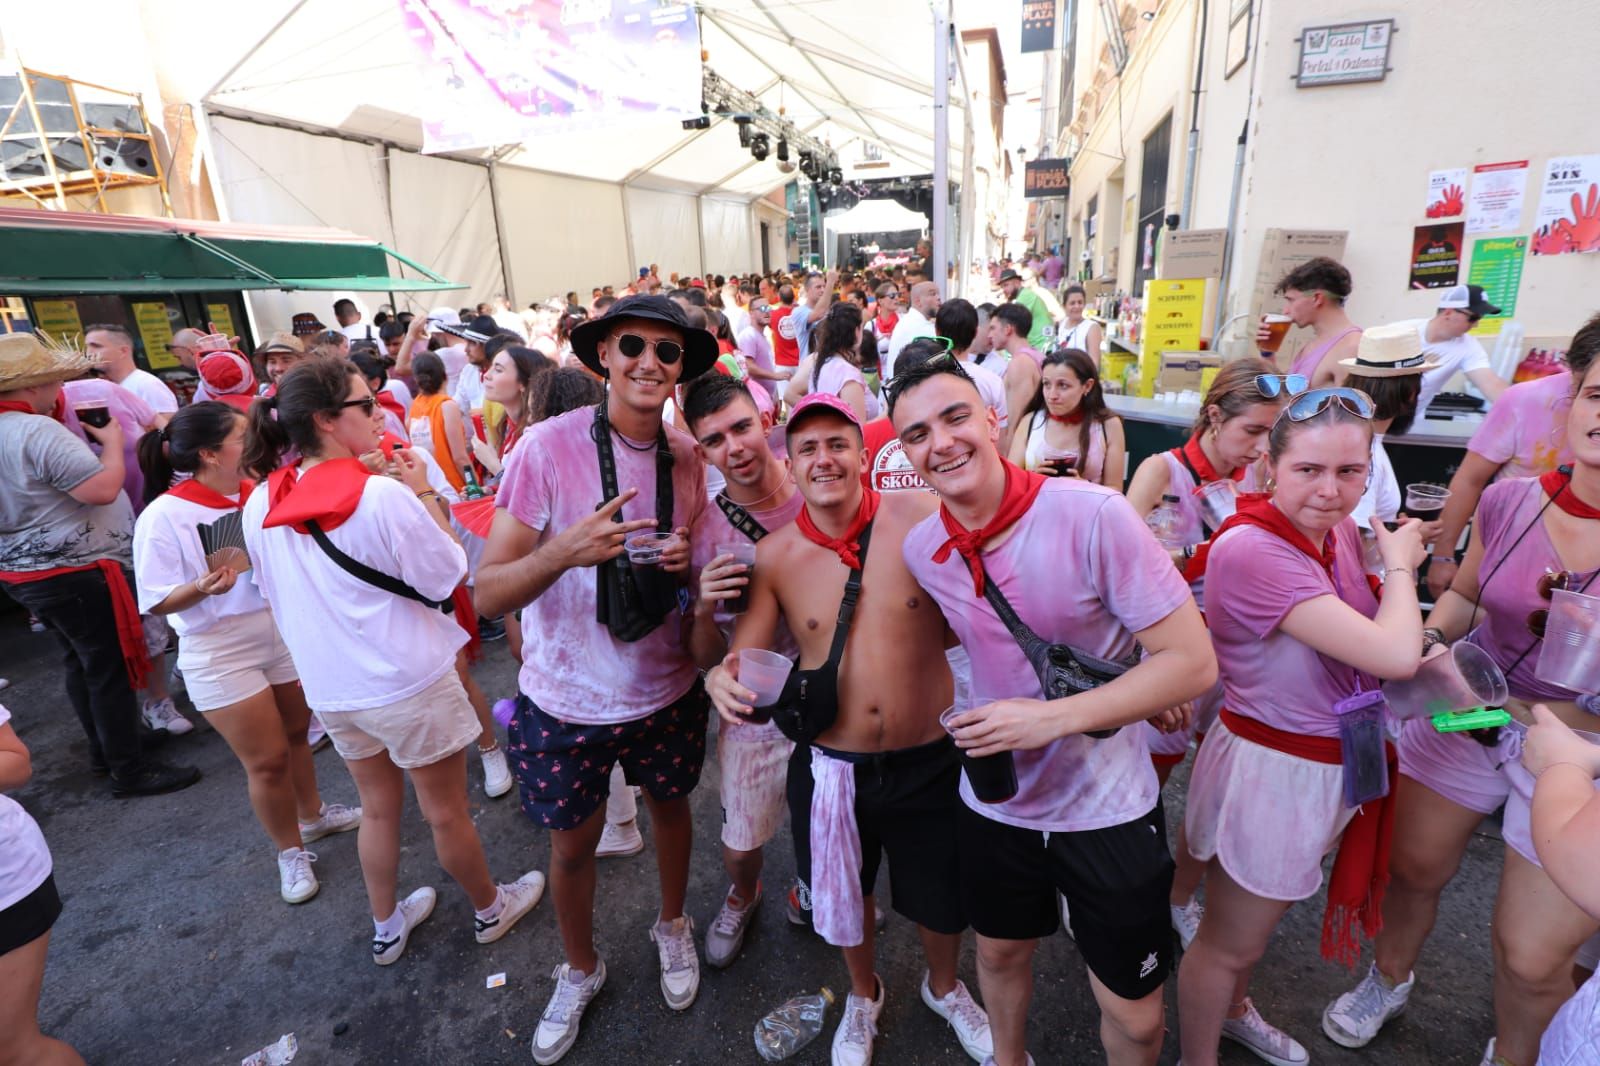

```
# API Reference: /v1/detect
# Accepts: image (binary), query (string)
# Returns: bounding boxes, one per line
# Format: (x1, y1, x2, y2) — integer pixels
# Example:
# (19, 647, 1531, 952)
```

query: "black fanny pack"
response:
(305, 519, 453, 614)
(979, 559, 1134, 739)
(592, 404, 680, 643)
(769, 521, 875, 745)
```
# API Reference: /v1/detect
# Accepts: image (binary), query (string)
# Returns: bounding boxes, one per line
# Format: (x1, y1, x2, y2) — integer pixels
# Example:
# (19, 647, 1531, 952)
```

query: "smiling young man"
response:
(887, 358, 1216, 1066)
(475, 295, 717, 1065)
(680, 374, 803, 970)
(706, 393, 993, 1066)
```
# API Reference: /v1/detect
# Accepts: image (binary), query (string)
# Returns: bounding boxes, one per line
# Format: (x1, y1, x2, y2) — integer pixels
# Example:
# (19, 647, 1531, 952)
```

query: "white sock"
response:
(278, 846, 302, 860)
(374, 907, 407, 941)
(474, 886, 505, 923)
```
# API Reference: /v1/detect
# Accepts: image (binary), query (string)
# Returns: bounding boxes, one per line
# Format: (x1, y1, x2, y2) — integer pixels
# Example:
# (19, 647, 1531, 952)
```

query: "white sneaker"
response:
(1479, 1037, 1505, 1066)
(141, 697, 194, 735)
(1221, 998, 1308, 1066)
(371, 886, 436, 966)
(832, 977, 884, 1066)
(307, 715, 330, 752)
(705, 883, 761, 968)
(1322, 963, 1413, 1048)
(0, 678, 11, 692)
(1171, 897, 1204, 950)
(277, 848, 318, 904)
(596, 819, 644, 858)
(649, 915, 700, 1010)
(475, 870, 546, 944)
(921, 972, 993, 1062)
(532, 960, 606, 1065)
(299, 803, 362, 844)
(480, 745, 513, 798)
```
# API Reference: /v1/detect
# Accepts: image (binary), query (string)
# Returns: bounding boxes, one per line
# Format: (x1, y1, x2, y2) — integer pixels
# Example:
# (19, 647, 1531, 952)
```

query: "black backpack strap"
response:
(304, 520, 451, 611)
(978, 560, 1052, 658)
(823, 519, 875, 670)
(715, 494, 769, 542)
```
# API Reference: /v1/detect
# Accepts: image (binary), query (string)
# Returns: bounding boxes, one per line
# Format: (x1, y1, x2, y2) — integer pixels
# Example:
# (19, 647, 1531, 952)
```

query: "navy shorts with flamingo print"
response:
(507, 679, 709, 831)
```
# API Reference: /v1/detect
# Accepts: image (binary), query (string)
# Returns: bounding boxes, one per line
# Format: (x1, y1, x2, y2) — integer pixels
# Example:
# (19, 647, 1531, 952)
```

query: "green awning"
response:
(0, 225, 463, 295)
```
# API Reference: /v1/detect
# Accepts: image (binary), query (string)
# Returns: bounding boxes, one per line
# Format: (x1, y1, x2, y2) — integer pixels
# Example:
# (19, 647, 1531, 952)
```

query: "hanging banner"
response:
(32, 299, 83, 338)
(1425, 168, 1466, 219)
(1531, 154, 1600, 255)
(1465, 236, 1526, 337)
(1024, 159, 1070, 198)
(1408, 222, 1464, 289)
(400, 0, 703, 154)
(132, 302, 179, 369)
(1021, 0, 1057, 53)
(206, 304, 238, 341)
(1466, 160, 1529, 233)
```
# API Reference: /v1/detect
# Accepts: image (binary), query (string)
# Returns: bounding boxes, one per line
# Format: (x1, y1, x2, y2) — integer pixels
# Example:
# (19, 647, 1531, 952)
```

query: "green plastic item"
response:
(1431, 706, 1513, 733)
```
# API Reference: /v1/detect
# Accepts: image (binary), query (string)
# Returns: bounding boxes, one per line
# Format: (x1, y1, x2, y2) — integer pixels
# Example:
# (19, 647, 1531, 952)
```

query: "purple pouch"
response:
(1334, 690, 1390, 808)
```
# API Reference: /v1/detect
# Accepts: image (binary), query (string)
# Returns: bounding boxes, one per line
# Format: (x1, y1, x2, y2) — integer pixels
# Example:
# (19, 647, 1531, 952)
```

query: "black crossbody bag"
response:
(304, 520, 453, 613)
(715, 495, 769, 542)
(592, 403, 680, 643)
(978, 559, 1133, 738)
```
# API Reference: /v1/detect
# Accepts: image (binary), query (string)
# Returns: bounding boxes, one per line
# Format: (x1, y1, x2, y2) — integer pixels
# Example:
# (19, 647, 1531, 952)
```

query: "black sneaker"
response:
(477, 616, 507, 642)
(110, 760, 201, 798)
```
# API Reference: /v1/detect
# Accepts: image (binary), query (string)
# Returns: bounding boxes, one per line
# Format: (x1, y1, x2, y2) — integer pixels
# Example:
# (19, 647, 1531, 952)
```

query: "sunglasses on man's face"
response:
(615, 332, 683, 366)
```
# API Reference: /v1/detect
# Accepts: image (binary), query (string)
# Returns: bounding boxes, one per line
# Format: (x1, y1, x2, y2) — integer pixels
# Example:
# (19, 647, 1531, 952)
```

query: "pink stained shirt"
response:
(1466, 370, 1574, 482)
(690, 487, 805, 742)
(1287, 325, 1362, 381)
(497, 405, 710, 725)
(1158, 449, 1265, 611)
(60, 379, 158, 513)
(1463, 477, 1599, 700)
(809, 356, 881, 421)
(904, 479, 1194, 832)
(1206, 519, 1378, 738)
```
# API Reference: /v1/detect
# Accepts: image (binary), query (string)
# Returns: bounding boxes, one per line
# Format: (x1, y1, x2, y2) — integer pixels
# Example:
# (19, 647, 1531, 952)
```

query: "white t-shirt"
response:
(116, 367, 178, 416)
(1403, 318, 1493, 414)
(453, 363, 485, 415)
(811, 357, 881, 421)
(492, 310, 528, 339)
(133, 491, 271, 637)
(725, 304, 750, 339)
(1351, 432, 1400, 528)
(382, 378, 414, 412)
(242, 471, 468, 711)
(0, 704, 52, 912)
(735, 325, 778, 400)
(341, 321, 382, 346)
(956, 356, 1009, 430)
(436, 344, 469, 396)
(884, 308, 935, 384)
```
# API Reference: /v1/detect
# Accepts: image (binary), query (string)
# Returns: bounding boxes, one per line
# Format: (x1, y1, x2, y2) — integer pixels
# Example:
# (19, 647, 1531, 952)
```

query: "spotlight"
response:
(735, 115, 753, 148)
(799, 151, 816, 179)
(776, 137, 789, 162)
(750, 133, 770, 161)
(828, 167, 843, 184)
(682, 115, 711, 130)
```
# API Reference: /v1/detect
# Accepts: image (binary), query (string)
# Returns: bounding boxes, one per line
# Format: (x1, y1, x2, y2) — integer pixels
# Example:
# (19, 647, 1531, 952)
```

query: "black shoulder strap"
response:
(593, 402, 674, 529)
(1170, 445, 1215, 538)
(978, 559, 1050, 654)
(304, 520, 451, 611)
(823, 519, 876, 669)
(715, 494, 768, 542)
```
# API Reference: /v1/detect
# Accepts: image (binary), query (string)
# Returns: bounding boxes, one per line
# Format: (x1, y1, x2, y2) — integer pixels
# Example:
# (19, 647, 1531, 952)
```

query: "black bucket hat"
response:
(569, 294, 717, 381)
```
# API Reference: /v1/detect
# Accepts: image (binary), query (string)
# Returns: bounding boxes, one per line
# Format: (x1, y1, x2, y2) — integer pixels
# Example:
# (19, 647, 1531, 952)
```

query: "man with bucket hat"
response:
(476, 295, 719, 1063)
(0, 333, 200, 797)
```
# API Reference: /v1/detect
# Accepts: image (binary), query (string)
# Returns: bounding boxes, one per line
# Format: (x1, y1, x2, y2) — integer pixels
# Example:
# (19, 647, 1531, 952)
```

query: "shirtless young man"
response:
(707, 394, 993, 1066)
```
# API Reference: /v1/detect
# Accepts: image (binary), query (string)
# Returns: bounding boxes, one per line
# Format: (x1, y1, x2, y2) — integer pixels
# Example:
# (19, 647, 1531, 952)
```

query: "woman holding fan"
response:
(134, 401, 359, 905)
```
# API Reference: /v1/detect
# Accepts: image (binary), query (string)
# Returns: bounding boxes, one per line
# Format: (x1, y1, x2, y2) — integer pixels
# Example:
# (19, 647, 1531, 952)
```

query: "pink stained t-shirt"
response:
(1466, 371, 1574, 482)
(497, 404, 710, 725)
(904, 479, 1194, 832)
(1288, 325, 1362, 381)
(809, 356, 881, 420)
(1206, 519, 1378, 738)
(1158, 449, 1264, 611)
(1462, 477, 1599, 700)
(690, 488, 805, 742)
(60, 379, 158, 514)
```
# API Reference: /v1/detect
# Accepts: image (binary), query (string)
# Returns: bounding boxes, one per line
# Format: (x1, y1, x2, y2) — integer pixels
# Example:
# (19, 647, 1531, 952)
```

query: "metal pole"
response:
(1212, 122, 1247, 351)
(487, 160, 516, 307)
(932, 2, 951, 289)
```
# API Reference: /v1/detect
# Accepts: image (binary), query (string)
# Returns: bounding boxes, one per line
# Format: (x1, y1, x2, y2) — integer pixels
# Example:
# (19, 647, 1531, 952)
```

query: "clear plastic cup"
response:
(738, 648, 794, 713)
(624, 531, 677, 566)
(939, 704, 1017, 804)
(1382, 641, 1508, 720)
(717, 541, 758, 614)
(1404, 483, 1451, 515)
(1194, 479, 1238, 529)
(1535, 589, 1600, 693)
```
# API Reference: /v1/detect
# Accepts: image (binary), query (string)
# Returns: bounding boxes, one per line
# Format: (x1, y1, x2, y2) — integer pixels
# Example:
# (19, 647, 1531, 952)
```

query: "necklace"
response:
(723, 468, 792, 511)
(614, 428, 658, 453)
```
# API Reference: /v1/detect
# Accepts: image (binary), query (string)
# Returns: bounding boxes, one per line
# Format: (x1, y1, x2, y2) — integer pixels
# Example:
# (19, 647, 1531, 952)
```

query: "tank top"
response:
(1158, 447, 1263, 610)
(1058, 318, 1096, 351)
(408, 393, 466, 494)
(1288, 325, 1362, 380)
(1023, 410, 1107, 485)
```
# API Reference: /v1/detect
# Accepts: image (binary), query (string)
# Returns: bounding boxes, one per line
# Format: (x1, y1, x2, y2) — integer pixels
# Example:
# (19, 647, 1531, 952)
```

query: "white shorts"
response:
(319, 669, 481, 770)
(719, 729, 794, 852)
(1185, 717, 1357, 902)
(174, 610, 298, 713)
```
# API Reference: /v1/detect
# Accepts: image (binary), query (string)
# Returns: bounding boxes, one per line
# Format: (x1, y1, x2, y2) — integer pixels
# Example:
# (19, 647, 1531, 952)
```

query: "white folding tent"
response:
(824, 199, 930, 236)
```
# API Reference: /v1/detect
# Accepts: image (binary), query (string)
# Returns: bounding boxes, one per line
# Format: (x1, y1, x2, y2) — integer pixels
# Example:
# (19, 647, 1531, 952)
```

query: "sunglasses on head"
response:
(1280, 386, 1375, 423)
(339, 397, 377, 416)
(615, 332, 683, 365)
(1255, 373, 1308, 399)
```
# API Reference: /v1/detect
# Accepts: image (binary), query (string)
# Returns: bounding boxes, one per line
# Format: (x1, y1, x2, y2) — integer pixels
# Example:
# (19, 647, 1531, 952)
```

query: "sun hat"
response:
(568, 294, 717, 381)
(0, 332, 98, 391)
(255, 332, 304, 355)
(290, 313, 325, 337)
(1338, 321, 1442, 377)
(785, 392, 863, 439)
(997, 268, 1022, 283)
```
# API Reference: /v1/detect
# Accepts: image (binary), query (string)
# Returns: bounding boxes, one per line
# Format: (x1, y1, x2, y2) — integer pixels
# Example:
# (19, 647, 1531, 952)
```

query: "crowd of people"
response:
(0, 249, 1598, 1066)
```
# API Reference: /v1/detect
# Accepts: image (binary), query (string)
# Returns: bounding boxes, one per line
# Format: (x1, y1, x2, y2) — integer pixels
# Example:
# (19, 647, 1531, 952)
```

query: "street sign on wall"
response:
(1024, 158, 1070, 199)
(1294, 19, 1396, 87)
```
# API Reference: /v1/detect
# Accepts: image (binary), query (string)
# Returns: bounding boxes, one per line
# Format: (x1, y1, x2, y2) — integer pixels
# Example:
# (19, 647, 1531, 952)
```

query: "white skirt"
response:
(1185, 717, 1356, 902)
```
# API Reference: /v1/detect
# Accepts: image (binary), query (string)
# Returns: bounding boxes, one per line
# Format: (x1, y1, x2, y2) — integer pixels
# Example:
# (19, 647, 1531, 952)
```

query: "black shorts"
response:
(0, 875, 62, 956)
(787, 736, 966, 935)
(507, 679, 709, 832)
(958, 802, 1174, 1001)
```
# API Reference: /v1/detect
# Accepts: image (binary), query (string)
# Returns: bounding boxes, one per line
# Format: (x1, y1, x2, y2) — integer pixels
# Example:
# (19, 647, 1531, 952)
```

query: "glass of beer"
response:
(1258, 314, 1293, 354)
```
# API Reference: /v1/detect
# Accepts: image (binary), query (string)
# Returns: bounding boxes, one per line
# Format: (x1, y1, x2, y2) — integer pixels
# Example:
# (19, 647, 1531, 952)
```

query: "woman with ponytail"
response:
(134, 401, 359, 905)
(240, 360, 543, 966)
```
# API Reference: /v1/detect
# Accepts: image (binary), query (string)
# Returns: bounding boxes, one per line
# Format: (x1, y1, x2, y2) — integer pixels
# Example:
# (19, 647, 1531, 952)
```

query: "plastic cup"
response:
(1194, 479, 1238, 529)
(1259, 314, 1293, 354)
(717, 541, 757, 614)
(1404, 483, 1450, 515)
(1382, 641, 1508, 720)
(737, 649, 793, 722)
(624, 531, 677, 566)
(1535, 589, 1600, 693)
(939, 704, 1018, 804)
(74, 402, 111, 428)
(1039, 446, 1079, 478)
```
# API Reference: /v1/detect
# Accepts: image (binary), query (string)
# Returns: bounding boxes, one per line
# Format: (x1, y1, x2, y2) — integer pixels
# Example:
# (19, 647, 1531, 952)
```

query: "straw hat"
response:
(1338, 322, 1441, 378)
(0, 332, 99, 392)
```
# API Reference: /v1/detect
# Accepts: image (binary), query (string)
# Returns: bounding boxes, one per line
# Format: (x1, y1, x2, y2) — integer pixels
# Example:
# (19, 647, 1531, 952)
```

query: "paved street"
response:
(5, 618, 1500, 1065)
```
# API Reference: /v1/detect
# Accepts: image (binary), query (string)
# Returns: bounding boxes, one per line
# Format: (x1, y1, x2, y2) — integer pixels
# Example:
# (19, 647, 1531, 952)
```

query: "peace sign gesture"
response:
(553, 487, 659, 568)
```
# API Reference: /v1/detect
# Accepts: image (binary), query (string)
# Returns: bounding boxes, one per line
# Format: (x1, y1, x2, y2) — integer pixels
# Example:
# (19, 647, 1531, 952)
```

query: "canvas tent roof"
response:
(824, 198, 929, 235)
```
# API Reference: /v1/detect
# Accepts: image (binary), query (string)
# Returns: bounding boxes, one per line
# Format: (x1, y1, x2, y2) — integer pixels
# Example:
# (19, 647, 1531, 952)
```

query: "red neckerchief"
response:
(262, 458, 373, 533)
(796, 488, 881, 569)
(1179, 432, 1246, 483)
(0, 400, 38, 416)
(1541, 468, 1600, 520)
(1047, 409, 1084, 425)
(167, 479, 256, 510)
(374, 389, 407, 425)
(499, 420, 522, 459)
(1213, 493, 1336, 577)
(932, 459, 1048, 595)
(50, 393, 68, 421)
